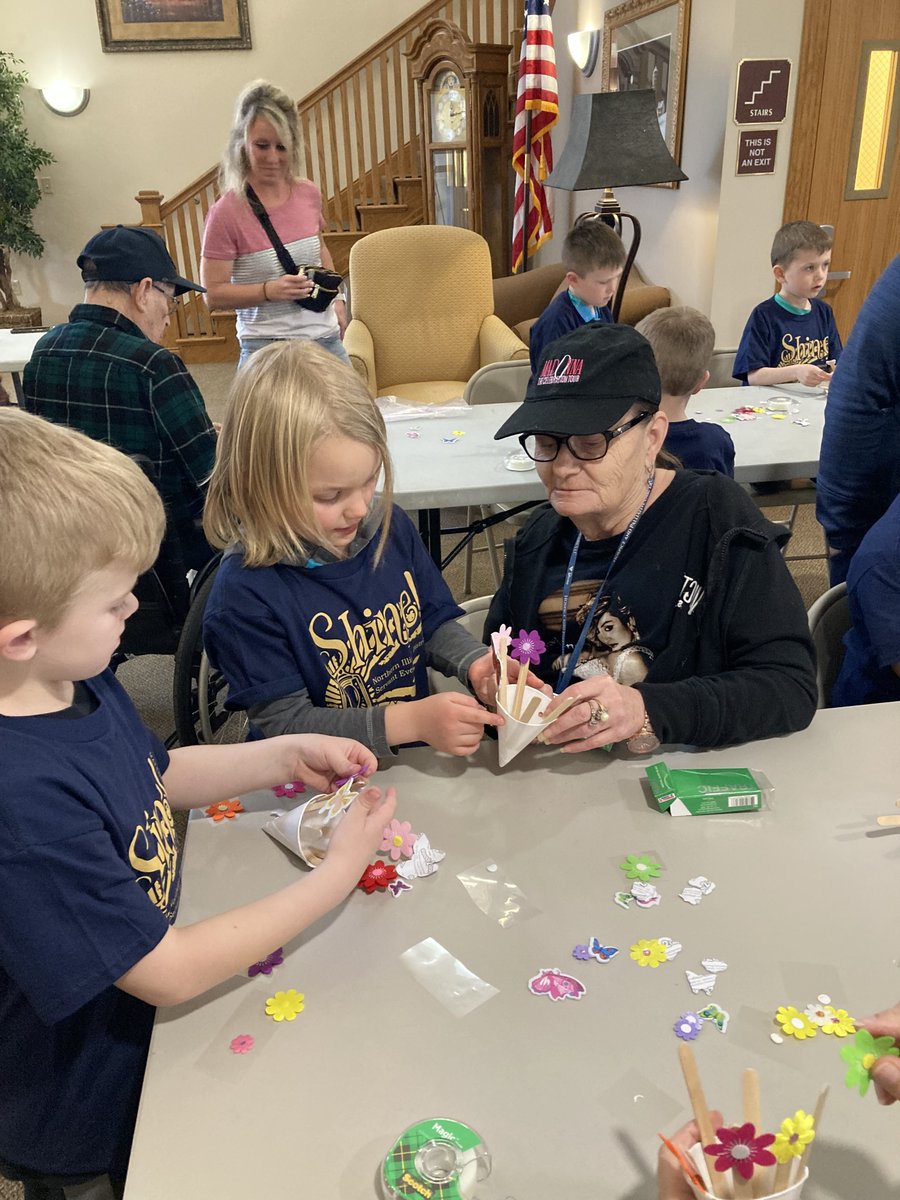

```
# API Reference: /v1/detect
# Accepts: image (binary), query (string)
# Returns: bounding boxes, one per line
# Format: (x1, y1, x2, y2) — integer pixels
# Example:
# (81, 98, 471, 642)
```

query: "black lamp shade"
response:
(546, 90, 687, 191)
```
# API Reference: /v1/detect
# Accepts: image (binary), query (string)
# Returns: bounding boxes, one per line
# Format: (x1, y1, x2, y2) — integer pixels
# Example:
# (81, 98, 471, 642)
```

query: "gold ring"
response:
(587, 699, 609, 726)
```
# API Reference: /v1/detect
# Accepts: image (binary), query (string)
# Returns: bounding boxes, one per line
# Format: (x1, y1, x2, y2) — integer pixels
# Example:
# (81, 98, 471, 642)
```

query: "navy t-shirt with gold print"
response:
(0, 670, 178, 1177)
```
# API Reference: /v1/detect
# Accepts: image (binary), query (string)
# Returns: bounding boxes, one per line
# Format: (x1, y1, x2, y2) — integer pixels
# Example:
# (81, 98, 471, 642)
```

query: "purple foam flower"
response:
(247, 947, 284, 978)
(511, 628, 546, 666)
(674, 1012, 702, 1041)
(572, 944, 592, 961)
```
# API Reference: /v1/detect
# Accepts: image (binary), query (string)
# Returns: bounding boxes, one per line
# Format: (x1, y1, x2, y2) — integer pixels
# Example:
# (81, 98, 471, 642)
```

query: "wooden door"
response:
(785, 0, 900, 339)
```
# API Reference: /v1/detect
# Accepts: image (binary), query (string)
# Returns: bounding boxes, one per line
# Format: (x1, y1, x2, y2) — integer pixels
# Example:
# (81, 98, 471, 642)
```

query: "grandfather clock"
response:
(407, 20, 512, 275)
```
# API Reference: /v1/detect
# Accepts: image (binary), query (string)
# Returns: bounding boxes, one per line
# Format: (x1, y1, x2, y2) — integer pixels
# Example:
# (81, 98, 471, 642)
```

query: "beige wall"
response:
(5, 0, 425, 324)
(560, 0, 805, 344)
(7, 0, 804, 340)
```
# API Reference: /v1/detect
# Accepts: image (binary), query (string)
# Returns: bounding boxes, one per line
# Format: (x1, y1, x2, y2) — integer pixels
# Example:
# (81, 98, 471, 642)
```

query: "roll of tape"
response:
(381, 1117, 491, 1199)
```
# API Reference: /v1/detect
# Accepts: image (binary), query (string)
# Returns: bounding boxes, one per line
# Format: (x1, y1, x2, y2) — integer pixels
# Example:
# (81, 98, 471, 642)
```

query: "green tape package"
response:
(646, 762, 763, 816)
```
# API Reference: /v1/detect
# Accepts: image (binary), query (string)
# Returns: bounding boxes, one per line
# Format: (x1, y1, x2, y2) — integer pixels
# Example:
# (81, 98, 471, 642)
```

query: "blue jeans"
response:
(238, 334, 350, 368)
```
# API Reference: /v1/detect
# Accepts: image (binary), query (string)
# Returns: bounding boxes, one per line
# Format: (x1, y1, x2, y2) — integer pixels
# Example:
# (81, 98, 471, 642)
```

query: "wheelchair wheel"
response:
(172, 560, 248, 746)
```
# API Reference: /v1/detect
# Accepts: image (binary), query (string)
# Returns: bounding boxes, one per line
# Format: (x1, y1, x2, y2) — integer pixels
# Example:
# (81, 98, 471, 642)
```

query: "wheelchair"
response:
(172, 556, 249, 746)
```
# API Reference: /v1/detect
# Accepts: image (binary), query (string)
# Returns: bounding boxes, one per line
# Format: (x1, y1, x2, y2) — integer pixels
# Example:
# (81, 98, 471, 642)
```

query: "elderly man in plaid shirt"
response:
(23, 226, 217, 574)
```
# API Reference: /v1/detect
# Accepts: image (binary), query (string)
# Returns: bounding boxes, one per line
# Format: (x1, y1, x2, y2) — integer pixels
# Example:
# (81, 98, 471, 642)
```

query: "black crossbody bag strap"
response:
(245, 185, 301, 278)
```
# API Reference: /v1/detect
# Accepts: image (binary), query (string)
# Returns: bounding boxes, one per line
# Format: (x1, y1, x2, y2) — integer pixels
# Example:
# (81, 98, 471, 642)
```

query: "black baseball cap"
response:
(77, 225, 205, 296)
(494, 322, 660, 439)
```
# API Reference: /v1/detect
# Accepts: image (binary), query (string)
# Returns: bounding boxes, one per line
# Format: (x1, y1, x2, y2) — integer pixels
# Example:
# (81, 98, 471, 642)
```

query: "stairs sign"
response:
(733, 58, 792, 125)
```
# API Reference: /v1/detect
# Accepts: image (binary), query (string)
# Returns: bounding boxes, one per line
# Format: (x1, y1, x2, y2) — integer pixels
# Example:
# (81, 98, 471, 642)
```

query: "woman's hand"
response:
(280, 735, 377, 792)
(264, 272, 317, 303)
(859, 1003, 900, 1104)
(540, 676, 646, 752)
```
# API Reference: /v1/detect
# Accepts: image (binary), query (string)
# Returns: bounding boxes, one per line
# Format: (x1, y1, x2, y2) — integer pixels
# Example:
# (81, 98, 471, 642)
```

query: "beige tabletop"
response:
(126, 705, 900, 1200)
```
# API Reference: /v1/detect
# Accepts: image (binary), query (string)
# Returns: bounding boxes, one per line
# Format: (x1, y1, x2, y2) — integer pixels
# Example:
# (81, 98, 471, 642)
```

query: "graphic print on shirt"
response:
(778, 332, 833, 369)
(128, 754, 180, 920)
(308, 569, 424, 707)
(540, 580, 654, 686)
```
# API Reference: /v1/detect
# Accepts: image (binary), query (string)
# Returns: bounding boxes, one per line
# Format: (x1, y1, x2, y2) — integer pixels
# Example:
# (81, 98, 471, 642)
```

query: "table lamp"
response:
(546, 89, 687, 320)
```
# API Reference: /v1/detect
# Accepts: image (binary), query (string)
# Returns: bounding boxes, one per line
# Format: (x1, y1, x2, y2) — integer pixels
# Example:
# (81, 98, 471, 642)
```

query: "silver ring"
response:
(587, 699, 609, 726)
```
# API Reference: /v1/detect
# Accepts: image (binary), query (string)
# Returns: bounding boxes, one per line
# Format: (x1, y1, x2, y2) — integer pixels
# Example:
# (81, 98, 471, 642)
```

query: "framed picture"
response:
(601, 0, 691, 182)
(96, 0, 251, 53)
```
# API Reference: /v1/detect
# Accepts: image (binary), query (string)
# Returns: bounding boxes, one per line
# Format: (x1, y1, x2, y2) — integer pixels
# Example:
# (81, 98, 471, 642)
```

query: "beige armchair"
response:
(343, 225, 529, 403)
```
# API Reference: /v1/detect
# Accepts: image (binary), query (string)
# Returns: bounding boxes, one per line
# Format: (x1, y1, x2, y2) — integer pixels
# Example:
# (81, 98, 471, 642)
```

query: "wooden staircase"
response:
(129, 0, 524, 362)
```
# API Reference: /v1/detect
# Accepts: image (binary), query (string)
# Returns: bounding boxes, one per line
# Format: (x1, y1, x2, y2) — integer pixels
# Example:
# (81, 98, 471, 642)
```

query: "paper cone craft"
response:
(685, 1144, 808, 1200)
(263, 783, 357, 867)
(496, 682, 549, 767)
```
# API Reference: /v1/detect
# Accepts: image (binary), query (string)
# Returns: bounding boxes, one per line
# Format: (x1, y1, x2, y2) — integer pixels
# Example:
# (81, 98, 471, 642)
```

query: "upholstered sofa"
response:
(492, 261, 670, 346)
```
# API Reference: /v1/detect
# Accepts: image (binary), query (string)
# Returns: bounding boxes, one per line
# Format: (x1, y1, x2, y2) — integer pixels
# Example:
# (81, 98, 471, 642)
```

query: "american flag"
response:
(511, 0, 558, 273)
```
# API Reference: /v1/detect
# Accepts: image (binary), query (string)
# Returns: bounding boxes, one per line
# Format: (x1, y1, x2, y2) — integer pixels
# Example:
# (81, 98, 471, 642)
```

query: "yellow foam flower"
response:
(820, 1006, 856, 1037)
(775, 1005, 817, 1040)
(265, 988, 305, 1022)
(629, 939, 667, 968)
(772, 1110, 815, 1163)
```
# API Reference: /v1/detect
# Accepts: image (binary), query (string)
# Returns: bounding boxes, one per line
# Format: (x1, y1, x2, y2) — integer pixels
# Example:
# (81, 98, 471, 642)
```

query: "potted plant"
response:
(0, 52, 54, 326)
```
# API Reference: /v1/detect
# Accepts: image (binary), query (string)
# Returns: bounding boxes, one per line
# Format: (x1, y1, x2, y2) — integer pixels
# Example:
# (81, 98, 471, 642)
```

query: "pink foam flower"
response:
(229, 1034, 255, 1054)
(511, 629, 546, 666)
(380, 819, 416, 860)
(704, 1123, 776, 1181)
(272, 780, 305, 799)
(491, 624, 513, 659)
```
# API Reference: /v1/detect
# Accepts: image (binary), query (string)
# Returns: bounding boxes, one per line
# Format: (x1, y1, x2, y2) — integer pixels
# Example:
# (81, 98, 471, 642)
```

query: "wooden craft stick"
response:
(511, 658, 530, 719)
(677, 1044, 728, 1197)
(519, 695, 542, 724)
(742, 1069, 762, 1199)
(498, 638, 509, 693)
(771, 1159, 792, 1195)
(539, 696, 578, 725)
(798, 1085, 828, 1174)
(876, 815, 900, 826)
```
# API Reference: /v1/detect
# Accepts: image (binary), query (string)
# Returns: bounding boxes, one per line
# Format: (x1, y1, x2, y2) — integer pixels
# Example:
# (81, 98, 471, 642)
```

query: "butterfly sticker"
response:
(395, 833, 446, 880)
(527, 968, 587, 1002)
(696, 1003, 730, 1033)
(388, 878, 412, 898)
(588, 937, 619, 964)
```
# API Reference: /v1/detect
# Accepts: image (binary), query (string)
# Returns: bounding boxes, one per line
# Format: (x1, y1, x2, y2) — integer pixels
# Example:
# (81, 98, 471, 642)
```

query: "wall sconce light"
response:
(40, 83, 91, 117)
(567, 30, 601, 78)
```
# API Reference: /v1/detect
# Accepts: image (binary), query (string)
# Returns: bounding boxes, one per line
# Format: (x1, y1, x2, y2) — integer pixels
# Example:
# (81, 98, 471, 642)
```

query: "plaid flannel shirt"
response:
(22, 305, 216, 529)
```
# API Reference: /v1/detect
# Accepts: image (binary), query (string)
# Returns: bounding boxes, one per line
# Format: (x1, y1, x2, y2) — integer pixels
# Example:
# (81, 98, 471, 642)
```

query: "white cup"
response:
(685, 1144, 808, 1200)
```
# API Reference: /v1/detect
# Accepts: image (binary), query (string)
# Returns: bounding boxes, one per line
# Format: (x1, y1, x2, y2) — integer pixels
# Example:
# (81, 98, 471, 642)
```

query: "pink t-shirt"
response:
(202, 181, 338, 342)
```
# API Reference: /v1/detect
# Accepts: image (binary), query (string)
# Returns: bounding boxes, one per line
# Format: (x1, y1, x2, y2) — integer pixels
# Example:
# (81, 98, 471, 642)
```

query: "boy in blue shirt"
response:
(636, 306, 735, 476)
(529, 218, 626, 376)
(733, 220, 842, 386)
(0, 410, 393, 1199)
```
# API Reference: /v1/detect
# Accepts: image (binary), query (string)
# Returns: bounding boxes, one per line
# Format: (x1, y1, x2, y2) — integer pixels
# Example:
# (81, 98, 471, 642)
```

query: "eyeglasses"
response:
(151, 283, 178, 313)
(518, 412, 653, 462)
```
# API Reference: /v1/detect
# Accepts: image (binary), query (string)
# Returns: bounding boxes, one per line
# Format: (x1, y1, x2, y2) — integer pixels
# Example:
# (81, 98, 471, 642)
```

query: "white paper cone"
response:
(263, 792, 350, 867)
(496, 683, 549, 767)
(686, 1145, 808, 1200)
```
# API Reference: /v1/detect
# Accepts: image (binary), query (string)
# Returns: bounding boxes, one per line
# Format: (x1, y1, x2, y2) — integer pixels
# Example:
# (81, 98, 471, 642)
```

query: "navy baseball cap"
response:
(77, 225, 205, 296)
(495, 322, 660, 439)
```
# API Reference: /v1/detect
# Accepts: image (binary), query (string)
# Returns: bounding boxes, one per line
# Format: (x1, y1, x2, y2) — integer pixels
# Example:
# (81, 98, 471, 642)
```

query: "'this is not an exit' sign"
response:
(733, 58, 792, 125)
(736, 129, 779, 176)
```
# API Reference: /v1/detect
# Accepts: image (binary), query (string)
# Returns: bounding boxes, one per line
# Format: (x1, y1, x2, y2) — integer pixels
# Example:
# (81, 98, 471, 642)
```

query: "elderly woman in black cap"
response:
(485, 322, 816, 752)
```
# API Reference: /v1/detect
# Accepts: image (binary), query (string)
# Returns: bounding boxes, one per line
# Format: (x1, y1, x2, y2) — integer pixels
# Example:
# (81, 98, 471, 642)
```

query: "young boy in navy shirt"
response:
(0, 410, 393, 1199)
(636, 306, 735, 476)
(733, 220, 842, 386)
(529, 218, 626, 376)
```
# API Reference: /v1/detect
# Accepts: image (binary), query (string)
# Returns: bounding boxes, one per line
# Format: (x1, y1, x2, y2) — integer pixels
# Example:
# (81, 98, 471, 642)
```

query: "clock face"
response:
(431, 68, 466, 142)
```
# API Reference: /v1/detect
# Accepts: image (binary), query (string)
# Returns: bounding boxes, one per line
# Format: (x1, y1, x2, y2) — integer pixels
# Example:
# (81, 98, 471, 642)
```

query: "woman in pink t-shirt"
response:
(201, 81, 348, 367)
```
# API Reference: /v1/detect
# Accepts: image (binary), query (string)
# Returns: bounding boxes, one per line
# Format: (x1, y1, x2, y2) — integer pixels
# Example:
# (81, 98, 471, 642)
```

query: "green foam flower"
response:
(839, 1028, 900, 1096)
(619, 853, 661, 882)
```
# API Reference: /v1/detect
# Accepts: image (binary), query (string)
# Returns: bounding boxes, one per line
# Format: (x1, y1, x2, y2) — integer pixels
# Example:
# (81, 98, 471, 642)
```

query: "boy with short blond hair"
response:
(529, 218, 627, 375)
(733, 220, 842, 386)
(0, 410, 392, 1197)
(636, 306, 735, 477)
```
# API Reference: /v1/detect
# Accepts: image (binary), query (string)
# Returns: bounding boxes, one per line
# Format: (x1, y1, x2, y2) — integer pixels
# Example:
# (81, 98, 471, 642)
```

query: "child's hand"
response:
(323, 785, 396, 879)
(283, 735, 378, 793)
(796, 363, 831, 386)
(859, 1003, 900, 1104)
(468, 649, 550, 709)
(658, 1113, 722, 1199)
(415, 692, 502, 755)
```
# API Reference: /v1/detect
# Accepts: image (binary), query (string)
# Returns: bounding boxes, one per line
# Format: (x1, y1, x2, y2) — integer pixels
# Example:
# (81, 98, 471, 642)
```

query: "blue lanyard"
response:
(555, 473, 655, 693)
